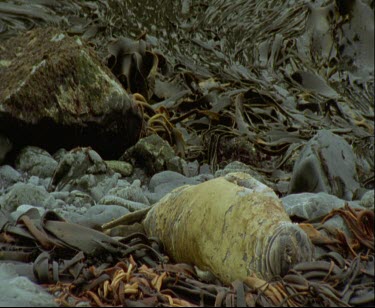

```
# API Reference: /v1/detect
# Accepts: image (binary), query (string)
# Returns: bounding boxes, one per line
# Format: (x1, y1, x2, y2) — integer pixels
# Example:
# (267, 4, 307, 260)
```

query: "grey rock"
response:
(106, 179, 149, 205)
(166, 156, 189, 176)
(146, 171, 213, 204)
(27, 175, 41, 186)
(0, 165, 21, 189)
(50, 148, 97, 191)
(282, 192, 363, 221)
(105, 160, 133, 177)
(184, 160, 200, 177)
(39, 177, 51, 190)
(124, 167, 149, 186)
(15, 146, 58, 178)
(76, 205, 130, 226)
(43, 194, 66, 210)
(11, 205, 46, 221)
(50, 191, 71, 201)
(52, 202, 89, 222)
(0, 27, 142, 159)
(121, 134, 187, 175)
(360, 190, 374, 209)
(99, 195, 149, 211)
(0, 183, 49, 212)
(65, 190, 94, 207)
(54, 210, 86, 223)
(115, 179, 131, 187)
(0, 134, 12, 165)
(215, 161, 271, 186)
(288, 130, 360, 200)
(50, 147, 120, 201)
(61, 204, 130, 226)
(53, 148, 68, 162)
(88, 173, 120, 201)
(0, 263, 57, 307)
(199, 163, 212, 175)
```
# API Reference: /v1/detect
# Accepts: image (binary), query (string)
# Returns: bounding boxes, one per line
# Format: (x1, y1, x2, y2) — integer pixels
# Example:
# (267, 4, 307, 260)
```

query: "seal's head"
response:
(265, 222, 314, 278)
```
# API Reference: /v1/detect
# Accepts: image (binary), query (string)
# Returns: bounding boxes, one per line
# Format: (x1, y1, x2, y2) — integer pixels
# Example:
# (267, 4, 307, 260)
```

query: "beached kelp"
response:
(99, 0, 374, 186)
(1, 0, 373, 188)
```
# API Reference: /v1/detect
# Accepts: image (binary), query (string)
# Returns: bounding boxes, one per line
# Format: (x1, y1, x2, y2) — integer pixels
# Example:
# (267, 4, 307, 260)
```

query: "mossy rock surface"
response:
(0, 27, 142, 159)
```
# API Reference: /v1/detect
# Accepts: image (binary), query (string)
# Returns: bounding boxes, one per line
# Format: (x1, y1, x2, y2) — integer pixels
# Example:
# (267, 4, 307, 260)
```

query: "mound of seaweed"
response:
(1, 0, 373, 186)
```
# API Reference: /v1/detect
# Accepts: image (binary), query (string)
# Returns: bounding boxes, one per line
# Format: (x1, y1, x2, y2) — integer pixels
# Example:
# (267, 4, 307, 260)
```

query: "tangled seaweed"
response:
(1, 0, 373, 188)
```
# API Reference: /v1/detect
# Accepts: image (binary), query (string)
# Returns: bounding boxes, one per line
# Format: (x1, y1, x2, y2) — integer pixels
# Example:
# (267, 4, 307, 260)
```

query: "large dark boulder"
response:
(0, 27, 142, 160)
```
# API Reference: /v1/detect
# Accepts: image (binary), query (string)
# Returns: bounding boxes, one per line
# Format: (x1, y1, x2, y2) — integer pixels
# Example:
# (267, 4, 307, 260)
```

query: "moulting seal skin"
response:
(143, 172, 314, 284)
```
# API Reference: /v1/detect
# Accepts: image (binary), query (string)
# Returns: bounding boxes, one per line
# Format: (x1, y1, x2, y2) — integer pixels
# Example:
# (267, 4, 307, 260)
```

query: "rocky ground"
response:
(0, 134, 373, 306)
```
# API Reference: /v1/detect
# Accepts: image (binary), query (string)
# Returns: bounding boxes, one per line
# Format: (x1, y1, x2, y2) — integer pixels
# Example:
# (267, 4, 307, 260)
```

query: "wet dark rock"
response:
(0, 27, 142, 159)
(121, 134, 188, 176)
(15, 146, 58, 179)
(52, 148, 68, 163)
(0, 133, 12, 164)
(288, 130, 360, 200)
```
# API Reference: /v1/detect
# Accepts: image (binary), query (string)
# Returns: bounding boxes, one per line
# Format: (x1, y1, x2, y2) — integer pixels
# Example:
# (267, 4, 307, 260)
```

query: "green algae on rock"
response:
(0, 27, 142, 159)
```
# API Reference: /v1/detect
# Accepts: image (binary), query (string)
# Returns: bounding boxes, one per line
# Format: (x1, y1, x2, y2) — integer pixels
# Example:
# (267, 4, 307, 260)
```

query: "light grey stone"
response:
(184, 160, 200, 177)
(27, 175, 41, 186)
(88, 173, 120, 201)
(66, 204, 130, 226)
(0, 183, 49, 212)
(360, 190, 374, 209)
(50, 191, 70, 201)
(166, 156, 189, 176)
(0, 165, 21, 189)
(99, 195, 149, 211)
(146, 171, 213, 204)
(11, 205, 46, 221)
(0, 263, 57, 307)
(215, 161, 271, 186)
(15, 146, 58, 178)
(65, 190, 94, 207)
(106, 179, 149, 205)
(282, 192, 363, 221)
(44, 196, 66, 210)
